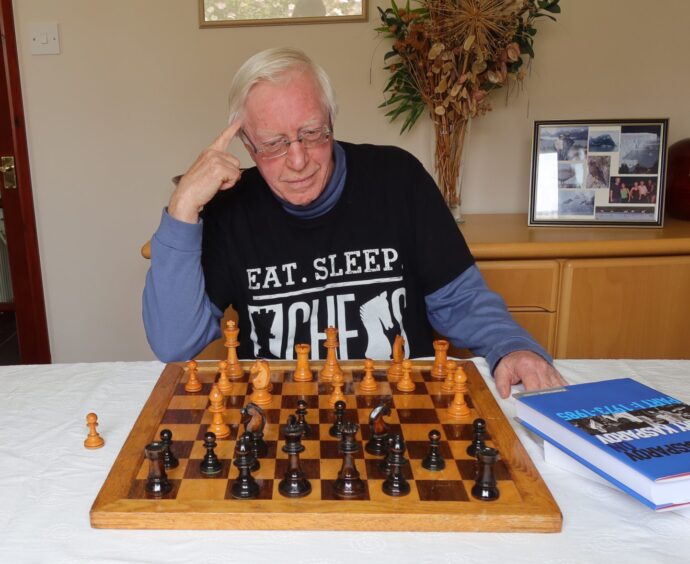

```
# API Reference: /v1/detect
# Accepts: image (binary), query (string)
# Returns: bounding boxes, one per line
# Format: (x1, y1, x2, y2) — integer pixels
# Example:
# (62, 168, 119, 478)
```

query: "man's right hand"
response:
(168, 121, 243, 223)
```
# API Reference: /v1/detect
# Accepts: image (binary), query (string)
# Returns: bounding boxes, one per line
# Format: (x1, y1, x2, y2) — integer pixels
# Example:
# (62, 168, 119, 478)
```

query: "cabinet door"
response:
(556, 256, 690, 358)
(477, 260, 560, 310)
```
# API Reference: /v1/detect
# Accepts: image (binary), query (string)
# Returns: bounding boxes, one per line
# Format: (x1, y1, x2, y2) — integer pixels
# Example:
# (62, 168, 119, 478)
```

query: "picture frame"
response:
(528, 119, 669, 227)
(199, 0, 368, 28)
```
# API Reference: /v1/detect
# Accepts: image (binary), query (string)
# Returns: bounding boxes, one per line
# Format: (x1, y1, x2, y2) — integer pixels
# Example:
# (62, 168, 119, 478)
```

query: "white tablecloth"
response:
(1, 359, 689, 564)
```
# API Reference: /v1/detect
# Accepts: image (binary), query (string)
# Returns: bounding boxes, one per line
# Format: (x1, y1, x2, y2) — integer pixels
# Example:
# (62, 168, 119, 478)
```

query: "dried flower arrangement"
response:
(377, 0, 560, 218)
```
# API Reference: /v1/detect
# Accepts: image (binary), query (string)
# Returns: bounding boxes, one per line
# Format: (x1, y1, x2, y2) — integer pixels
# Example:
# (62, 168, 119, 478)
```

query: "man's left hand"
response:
(494, 350, 567, 399)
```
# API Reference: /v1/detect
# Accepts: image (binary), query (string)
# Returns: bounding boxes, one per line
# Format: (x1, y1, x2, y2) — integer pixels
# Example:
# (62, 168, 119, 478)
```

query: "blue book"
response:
(515, 378, 690, 510)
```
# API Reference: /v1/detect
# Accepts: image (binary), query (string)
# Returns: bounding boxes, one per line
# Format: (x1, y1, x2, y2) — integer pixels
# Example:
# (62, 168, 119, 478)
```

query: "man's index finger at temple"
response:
(210, 121, 242, 152)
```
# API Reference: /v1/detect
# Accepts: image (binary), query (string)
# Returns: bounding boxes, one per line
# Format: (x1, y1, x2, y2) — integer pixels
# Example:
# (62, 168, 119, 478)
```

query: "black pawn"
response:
(334, 421, 365, 499)
(200, 431, 222, 476)
(160, 428, 179, 469)
(231, 433, 260, 499)
(279, 415, 311, 498)
(471, 446, 501, 502)
(382, 434, 410, 497)
(421, 429, 445, 471)
(466, 418, 487, 457)
(144, 441, 172, 496)
(329, 400, 346, 438)
(295, 399, 312, 437)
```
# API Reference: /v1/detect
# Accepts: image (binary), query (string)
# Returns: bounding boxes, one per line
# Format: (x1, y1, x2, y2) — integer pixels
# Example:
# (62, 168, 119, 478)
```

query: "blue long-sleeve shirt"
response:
(143, 142, 551, 370)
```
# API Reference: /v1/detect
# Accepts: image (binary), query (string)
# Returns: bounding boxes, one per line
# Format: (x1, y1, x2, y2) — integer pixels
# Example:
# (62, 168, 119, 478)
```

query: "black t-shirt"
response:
(200, 142, 474, 360)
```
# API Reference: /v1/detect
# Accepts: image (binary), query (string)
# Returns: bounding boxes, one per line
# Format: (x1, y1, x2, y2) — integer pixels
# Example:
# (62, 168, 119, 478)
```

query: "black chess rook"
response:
(471, 446, 501, 502)
(144, 441, 172, 496)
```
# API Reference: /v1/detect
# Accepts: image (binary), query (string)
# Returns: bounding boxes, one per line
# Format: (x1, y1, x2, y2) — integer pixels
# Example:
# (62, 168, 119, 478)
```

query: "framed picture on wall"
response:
(528, 119, 669, 227)
(199, 0, 368, 27)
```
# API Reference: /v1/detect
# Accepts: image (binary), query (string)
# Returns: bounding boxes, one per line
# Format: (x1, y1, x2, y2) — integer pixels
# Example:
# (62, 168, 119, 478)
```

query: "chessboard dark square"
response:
(430, 394, 452, 408)
(364, 458, 413, 481)
(416, 480, 468, 501)
(320, 479, 370, 501)
(224, 478, 273, 500)
(167, 440, 194, 459)
(405, 440, 452, 460)
(395, 408, 439, 424)
(419, 370, 438, 382)
(274, 458, 321, 480)
(320, 441, 365, 459)
(127, 479, 182, 500)
(455, 459, 477, 480)
(280, 395, 319, 409)
(184, 458, 232, 479)
(442, 423, 492, 441)
(162, 409, 205, 424)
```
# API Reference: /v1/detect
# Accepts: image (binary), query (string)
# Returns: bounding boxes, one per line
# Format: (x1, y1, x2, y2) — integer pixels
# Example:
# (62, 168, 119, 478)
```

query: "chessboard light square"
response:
(281, 382, 319, 396)
(409, 458, 462, 481)
(176, 478, 228, 501)
(393, 394, 434, 410)
(163, 459, 190, 481)
(251, 459, 276, 481)
(449, 441, 474, 461)
(168, 395, 209, 410)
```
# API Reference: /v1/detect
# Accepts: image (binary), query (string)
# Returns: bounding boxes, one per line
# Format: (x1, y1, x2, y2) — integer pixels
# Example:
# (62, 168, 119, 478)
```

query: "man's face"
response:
(242, 70, 334, 206)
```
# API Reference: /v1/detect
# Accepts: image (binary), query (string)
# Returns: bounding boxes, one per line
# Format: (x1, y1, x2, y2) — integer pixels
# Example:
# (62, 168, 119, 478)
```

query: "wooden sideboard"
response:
(460, 214, 690, 359)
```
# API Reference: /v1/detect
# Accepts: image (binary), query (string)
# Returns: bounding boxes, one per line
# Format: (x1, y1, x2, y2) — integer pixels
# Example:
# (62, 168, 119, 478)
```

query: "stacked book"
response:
(515, 378, 690, 511)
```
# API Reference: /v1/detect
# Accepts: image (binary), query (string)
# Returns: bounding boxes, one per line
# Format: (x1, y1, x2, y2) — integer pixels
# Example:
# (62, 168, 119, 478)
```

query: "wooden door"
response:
(0, 0, 50, 363)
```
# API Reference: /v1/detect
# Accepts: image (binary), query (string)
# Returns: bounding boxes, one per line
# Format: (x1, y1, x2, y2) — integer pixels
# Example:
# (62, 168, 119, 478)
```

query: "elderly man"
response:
(143, 47, 566, 398)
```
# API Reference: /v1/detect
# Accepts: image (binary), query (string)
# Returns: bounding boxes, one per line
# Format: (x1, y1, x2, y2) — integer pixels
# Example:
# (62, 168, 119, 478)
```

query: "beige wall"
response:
(12, 0, 690, 362)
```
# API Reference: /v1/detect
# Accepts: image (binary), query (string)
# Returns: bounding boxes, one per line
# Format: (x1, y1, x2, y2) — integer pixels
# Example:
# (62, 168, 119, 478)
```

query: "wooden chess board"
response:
(90, 360, 562, 532)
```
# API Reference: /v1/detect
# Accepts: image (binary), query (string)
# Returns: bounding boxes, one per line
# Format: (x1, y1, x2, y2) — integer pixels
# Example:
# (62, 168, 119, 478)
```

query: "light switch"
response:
(29, 23, 60, 55)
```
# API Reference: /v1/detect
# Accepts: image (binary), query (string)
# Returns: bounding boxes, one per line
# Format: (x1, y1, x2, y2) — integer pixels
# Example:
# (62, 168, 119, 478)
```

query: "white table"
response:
(1, 359, 689, 564)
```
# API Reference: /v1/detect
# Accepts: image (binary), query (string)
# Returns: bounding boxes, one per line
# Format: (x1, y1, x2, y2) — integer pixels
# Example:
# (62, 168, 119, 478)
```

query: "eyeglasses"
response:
(240, 125, 332, 160)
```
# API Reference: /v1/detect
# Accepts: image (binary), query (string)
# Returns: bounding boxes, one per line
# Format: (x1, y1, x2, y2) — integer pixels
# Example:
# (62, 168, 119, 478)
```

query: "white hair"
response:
(227, 47, 338, 125)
